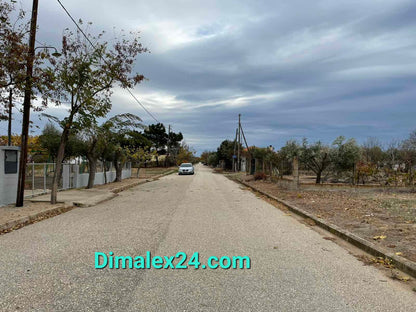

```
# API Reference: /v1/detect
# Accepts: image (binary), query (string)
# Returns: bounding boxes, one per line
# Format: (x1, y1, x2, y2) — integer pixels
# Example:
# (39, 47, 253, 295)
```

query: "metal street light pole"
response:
(16, 0, 39, 207)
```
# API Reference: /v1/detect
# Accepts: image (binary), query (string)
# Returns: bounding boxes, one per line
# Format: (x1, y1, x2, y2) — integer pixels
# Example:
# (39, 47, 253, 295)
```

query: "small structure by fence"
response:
(0, 146, 20, 207)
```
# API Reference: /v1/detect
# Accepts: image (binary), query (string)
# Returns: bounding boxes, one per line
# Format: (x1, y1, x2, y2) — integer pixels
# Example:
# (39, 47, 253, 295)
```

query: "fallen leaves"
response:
(391, 271, 411, 282)
(355, 254, 373, 265)
(245, 180, 416, 262)
(304, 218, 316, 226)
(371, 257, 394, 268)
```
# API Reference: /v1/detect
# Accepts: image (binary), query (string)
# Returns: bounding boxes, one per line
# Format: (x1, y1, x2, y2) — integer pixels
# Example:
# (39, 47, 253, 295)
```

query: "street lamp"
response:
(35, 46, 61, 58)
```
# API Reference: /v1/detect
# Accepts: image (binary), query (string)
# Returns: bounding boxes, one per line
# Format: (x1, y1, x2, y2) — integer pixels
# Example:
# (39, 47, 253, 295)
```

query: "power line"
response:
(56, 0, 96, 49)
(55, 0, 160, 124)
(126, 89, 159, 123)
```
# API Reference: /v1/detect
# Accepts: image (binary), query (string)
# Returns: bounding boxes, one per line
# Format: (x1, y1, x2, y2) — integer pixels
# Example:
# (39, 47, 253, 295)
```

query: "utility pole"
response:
(167, 124, 171, 167)
(233, 128, 238, 172)
(16, 0, 39, 207)
(237, 114, 241, 172)
(7, 89, 12, 146)
(240, 121, 255, 174)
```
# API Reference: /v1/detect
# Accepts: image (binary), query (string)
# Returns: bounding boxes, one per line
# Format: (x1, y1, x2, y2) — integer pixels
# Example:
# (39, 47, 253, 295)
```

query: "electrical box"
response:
(4, 149, 18, 174)
(0, 146, 20, 206)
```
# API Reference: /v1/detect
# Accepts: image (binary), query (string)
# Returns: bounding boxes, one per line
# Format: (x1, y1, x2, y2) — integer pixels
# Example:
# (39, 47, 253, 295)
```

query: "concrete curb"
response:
(234, 178, 416, 279)
(111, 169, 177, 193)
(151, 169, 177, 179)
(73, 193, 119, 208)
(0, 169, 177, 234)
(0, 205, 73, 234)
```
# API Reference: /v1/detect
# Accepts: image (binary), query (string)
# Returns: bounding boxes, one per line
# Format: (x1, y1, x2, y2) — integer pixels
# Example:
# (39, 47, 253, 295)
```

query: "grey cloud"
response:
(3, 0, 416, 154)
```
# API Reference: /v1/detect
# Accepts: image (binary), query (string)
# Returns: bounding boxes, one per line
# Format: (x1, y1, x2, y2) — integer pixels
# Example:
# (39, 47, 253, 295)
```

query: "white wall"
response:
(65, 163, 132, 189)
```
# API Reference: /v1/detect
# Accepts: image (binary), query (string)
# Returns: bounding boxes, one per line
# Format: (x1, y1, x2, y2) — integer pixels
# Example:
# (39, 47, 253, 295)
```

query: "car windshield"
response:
(180, 163, 193, 168)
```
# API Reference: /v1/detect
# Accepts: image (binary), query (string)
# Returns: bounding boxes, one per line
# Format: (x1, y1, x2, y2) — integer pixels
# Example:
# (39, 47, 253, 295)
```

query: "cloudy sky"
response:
(2, 0, 416, 154)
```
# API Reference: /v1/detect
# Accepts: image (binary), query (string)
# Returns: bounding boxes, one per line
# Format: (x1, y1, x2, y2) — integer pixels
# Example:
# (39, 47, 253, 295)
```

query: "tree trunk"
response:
(114, 160, 124, 182)
(136, 162, 141, 177)
(103, 160, 108, 184)
(51, 127, 70, 204)
(51, 109, 76, 204)
(86, 156, 97, 189)
(315, 171, 322, 184)
(156, 155, 159, 167)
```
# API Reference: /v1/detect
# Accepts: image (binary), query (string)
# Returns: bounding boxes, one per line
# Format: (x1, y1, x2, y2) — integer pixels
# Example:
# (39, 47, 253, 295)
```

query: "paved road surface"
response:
(1, 165, 415, 311)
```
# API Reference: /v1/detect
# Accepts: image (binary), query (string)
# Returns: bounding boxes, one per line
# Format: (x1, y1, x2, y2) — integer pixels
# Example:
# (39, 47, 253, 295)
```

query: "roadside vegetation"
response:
(0, 2, 198, 204)
(203, 132, 416, 187)
(203, 132, 416, 264)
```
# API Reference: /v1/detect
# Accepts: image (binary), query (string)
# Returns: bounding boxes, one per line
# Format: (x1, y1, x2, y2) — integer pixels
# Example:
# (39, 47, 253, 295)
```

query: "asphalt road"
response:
(0, 165, 415, 311)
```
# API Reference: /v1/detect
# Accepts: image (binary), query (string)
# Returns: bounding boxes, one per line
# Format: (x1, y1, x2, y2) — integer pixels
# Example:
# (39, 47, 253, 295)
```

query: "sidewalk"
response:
(0, 168, 176, 234)
(30, 188, 118, 207)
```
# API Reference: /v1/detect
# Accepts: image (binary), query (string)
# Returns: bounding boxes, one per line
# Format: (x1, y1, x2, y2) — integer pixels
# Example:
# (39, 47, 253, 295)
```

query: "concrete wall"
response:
(63, 163, 132, 189)
(0, 146, 20, 207)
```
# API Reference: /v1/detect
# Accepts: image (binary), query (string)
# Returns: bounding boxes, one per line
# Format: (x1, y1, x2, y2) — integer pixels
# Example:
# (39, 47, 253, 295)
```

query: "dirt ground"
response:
(235, 174, 416, 263)
(0, 202, 66, 226)
(131, 167, 177, 179)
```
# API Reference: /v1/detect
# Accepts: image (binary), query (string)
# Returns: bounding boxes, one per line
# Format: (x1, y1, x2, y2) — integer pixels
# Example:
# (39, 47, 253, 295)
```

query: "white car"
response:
(178, 163, 194, 175)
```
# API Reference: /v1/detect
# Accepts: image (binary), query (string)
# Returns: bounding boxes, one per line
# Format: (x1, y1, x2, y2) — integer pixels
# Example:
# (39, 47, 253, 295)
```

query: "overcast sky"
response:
(2, 0, 416, 154)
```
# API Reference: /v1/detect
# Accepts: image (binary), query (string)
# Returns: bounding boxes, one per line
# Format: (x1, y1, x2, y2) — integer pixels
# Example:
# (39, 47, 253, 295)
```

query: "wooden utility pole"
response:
(237, 114, 241, 172)
(233, 128, 238, 172)
(240, 124, 255, 174)
(7, 89, 12, 146)
(167, 124, 171, 167)
(16, 0, 39, 207)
